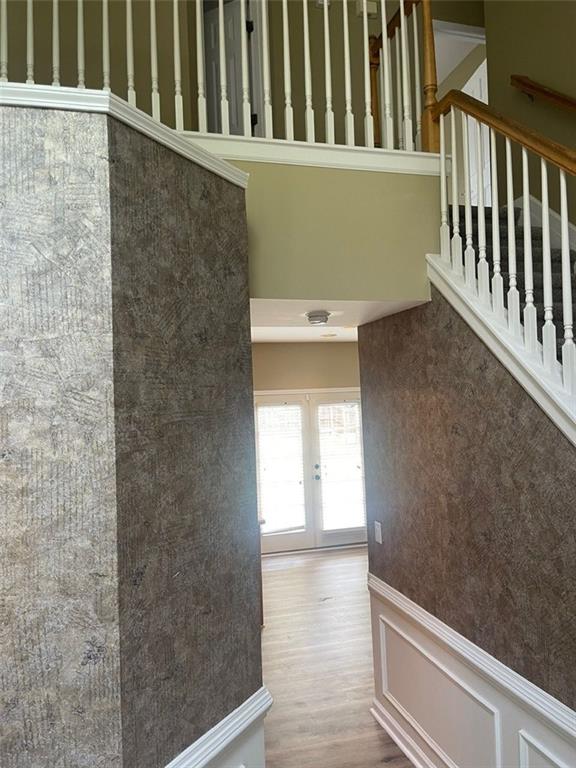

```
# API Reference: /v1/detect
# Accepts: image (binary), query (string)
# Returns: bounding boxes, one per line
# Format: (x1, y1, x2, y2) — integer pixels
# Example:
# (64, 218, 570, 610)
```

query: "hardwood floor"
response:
(261, 546, 412, 768)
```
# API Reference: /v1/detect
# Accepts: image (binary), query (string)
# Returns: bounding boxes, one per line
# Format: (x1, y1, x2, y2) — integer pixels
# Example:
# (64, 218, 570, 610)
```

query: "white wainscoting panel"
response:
(165, 686, 272, 768)
(368, 575, 576, 768)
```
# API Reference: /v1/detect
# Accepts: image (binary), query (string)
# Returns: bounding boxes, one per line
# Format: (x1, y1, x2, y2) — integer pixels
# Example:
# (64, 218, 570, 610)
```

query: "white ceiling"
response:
(250, 298, 426, 343)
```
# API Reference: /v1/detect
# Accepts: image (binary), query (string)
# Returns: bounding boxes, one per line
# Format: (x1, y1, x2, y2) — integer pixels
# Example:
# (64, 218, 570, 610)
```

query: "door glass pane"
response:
(256, 404, 306, 535)
(317, 402, 366, 531)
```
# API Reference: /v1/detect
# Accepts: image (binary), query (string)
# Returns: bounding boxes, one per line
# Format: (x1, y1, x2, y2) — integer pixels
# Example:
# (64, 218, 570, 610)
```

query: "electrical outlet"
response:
(374, 521, 382, 544)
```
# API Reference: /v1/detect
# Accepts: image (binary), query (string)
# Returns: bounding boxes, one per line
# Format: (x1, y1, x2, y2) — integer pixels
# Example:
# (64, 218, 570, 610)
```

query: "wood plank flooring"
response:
(261, 547, 412, 768)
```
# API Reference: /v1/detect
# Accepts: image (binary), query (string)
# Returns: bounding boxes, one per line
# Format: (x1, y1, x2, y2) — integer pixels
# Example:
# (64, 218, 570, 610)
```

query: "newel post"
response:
(421, 0, 439, 152)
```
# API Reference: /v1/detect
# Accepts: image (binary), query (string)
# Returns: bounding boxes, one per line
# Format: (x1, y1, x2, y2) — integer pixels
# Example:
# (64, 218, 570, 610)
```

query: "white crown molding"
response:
(0, 83, 249, 189)
(164, 686, 273, 768)
(184, 132, 441, 176)
(433, 19, 486, 44)
(426, 254, 576, 448)
(368, 573, 576, 743)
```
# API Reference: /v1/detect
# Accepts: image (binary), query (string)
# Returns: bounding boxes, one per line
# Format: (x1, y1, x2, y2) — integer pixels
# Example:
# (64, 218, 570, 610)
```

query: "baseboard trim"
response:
(368, 574, 576, 742)
(165, 686, 273, 768)
(370, 698, 437, 768)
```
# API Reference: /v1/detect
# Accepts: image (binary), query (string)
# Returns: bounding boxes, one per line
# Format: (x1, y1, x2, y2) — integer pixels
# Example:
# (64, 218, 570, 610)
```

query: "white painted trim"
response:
(426, 253, 576, 447)
(164, 686, 272, 768)
(368, 574, 576, 742)
(433, 19, 486, 44)
(370, 697, 437, 768)
(254, 387, 361, 397)
(0, 83, 248, 189)
(184, 132, 441, 176)
(514, 193, 576, 251)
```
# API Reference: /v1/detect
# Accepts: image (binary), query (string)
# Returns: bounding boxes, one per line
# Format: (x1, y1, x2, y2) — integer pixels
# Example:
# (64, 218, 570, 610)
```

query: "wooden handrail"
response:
(511, 74, 576, 116)
(433, 90, 576, 175)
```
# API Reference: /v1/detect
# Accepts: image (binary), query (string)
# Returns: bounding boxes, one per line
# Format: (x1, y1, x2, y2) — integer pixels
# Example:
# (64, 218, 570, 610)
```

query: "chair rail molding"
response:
(368, 574, 576, 768)
(164, 686, 272, 768)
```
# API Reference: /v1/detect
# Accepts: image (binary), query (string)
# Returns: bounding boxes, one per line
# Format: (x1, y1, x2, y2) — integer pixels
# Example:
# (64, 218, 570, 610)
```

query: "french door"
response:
(254, 390, 367, 554)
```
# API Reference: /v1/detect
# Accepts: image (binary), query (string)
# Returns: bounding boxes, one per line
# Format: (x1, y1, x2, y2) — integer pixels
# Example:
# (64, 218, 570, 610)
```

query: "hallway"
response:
(262, 547, 412, 768)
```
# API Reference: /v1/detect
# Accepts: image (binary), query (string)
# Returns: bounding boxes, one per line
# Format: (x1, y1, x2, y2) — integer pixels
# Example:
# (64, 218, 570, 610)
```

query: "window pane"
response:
(256, 404, 306, 535)
(317, 402, 366, 531)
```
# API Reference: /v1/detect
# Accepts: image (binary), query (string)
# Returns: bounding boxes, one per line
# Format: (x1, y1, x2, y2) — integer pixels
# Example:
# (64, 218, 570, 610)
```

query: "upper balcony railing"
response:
(0, 0, 439, 153)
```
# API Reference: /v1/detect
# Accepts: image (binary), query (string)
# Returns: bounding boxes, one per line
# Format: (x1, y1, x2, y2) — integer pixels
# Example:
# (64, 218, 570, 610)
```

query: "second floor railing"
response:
(0, 0, 439, 152)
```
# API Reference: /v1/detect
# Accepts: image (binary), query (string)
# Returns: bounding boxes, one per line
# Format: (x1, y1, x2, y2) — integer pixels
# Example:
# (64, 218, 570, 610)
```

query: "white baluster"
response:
(379, 0, 393, 149)
(462, 112, 476, 293)
(240, 0, 251, 137)
(52, 0, 60, 86)
(362, 0, 374, 148)
(342, 0, 355, 146)
(150, 0, 161, 120)
(399, 0, 413, 151)
(0, 0, 7, 82)
(412, 5, 422, 150)
(490, 128, 504, 321)
(196, 0, 207, 132)
(261, 0, 273, 138)
(302, 0, 315, 142)
(560, 170, 576, 395)
(476, 120, 489, 306)
(323, 0, 334, 144)
(126, 0, 136, 105)
(541, 158, 557, 372)
(173, 0, 184, 130)
(77, 0, 85, 89)
(282, 0, 294, 140)
(26, 0, 34, 84)
(506, 138, 521, 338)
(522, 148, 537, 354)
(102, 0, 110, 91)
(393, 34, 403, 150)
(439, 113, 450, 263)
(217, 0, 230, 134)
(450, 108, 463, 275)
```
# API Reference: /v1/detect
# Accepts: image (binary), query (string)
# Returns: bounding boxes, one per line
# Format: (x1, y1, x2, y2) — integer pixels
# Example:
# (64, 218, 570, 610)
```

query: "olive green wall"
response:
(233, 161, 438, 301)
(252, 342, 360, 390)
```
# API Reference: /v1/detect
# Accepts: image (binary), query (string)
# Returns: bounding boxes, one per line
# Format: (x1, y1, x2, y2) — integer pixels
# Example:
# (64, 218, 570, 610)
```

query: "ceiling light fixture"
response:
(306, 310, 331, 326)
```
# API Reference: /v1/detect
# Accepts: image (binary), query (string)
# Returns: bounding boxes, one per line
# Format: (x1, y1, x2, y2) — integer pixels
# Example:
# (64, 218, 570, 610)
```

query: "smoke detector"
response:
(306, 310, 331, 326)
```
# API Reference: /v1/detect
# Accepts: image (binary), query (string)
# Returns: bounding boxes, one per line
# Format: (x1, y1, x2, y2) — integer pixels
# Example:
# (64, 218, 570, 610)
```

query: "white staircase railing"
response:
(0, 0, 439, 151)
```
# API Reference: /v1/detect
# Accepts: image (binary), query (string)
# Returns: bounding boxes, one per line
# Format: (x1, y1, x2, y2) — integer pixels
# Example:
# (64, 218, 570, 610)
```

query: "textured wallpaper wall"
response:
(359, 286, 576, 710)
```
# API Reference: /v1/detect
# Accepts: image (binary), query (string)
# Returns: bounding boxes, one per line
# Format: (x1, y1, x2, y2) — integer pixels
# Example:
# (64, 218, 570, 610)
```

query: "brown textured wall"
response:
(108, 119, 262, 768)
(359, 286, 576, 709)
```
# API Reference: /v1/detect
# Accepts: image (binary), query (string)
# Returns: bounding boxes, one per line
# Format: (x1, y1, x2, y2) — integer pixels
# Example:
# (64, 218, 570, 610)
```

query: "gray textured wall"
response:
(359, 286, 576, 709)
(0, 108, 122, 767)
(0, 106, 262, 767)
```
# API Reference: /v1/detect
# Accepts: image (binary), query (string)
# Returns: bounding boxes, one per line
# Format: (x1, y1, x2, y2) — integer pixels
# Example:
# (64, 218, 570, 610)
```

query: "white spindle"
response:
(26, 0, 34, 84)
(217, 0, 229, 133)
(0, 0, 6, 82)
(52, 0, 60, 86)
(560, 170, 576, 395)
(282, 0, 294, 140)
(506, 138, 521, 338)
(362, 0, 374, 148)
(126, 0, 136, 105)
(77, 0, 85, 89)
(439, 114, 450, 263)
(342, 0, 355, 146)
(476, 120, 489, 306)
(102, 0, 110, 91)
(450, 109, 463, 275)
(302, 0, 315, 142)
(399, 0, 413, 151)
(240, 0, 251, 137)
(323, 0, 335, 144)
(379, 0, 393, 150)
(522, 148, 537, 354)
(196, 0, 207, 132)
(394, 34, 403, 150)
(412, 6, 422, 150)
(462, 113, 476, 292)
(541, 159, 556, 372)
(490, 129, 504, 320)
(261, 0, 273, 138)
(173, 0, 184, 130)
(150, 0, 161, 120)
